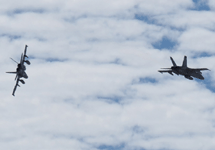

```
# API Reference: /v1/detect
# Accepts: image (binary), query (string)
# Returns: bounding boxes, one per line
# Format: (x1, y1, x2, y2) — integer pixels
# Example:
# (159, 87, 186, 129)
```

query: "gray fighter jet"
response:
(158, 56, 209, 80)
(6, 45, 30, 96)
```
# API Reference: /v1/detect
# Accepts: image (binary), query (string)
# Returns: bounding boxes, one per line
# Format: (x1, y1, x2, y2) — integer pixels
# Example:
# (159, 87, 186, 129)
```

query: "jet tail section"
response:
(182, 56, 187, 68)
(170, 57, 177, 67)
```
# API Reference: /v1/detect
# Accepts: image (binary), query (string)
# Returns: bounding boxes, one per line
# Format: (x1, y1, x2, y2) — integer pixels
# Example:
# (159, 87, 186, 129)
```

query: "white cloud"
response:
(152, 10, 215, 30)
(136, 0, 194, 15)
(178, 27, 215, 53)
(1, 0, 215, 150)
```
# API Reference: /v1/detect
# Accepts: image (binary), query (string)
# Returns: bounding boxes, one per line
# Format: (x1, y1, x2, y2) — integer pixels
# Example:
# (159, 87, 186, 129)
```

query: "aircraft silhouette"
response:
(6, 45, 30, 96)
(158, 56, 209, 80)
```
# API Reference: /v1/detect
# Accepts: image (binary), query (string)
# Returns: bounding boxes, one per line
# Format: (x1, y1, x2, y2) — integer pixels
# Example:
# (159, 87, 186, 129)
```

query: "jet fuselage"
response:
(17, 63, 28, 79)
(171, 67, 204, 80)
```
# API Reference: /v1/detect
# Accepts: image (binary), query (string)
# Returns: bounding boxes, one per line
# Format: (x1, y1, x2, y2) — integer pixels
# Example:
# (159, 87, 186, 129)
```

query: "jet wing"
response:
(24, 45, 28, 57)
(158, 70, 174, 75)
(21, 45, 28, 66)
(12, 77, 20, 96)
(191, 68, 209, 71)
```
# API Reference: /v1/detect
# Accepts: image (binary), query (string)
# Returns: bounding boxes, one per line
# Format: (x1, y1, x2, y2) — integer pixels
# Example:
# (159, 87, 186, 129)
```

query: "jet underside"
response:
(172, 67, 204, 80)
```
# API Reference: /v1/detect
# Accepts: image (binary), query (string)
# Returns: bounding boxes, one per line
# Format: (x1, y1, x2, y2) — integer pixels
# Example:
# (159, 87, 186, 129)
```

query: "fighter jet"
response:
(158, 56, 209, 80)
(6, 45, 30, 96)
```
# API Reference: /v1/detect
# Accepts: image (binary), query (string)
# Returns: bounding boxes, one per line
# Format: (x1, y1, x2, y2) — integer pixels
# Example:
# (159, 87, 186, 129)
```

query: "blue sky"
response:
(1, 0, 215, 150)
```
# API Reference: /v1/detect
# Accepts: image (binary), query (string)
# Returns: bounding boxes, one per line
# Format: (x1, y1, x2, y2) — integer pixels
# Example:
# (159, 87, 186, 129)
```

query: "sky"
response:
(1, 0, 215, 150)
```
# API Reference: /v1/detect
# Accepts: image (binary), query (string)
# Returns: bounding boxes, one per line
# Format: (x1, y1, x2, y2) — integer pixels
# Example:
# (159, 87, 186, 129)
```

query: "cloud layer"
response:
(1, 0, 215, 150)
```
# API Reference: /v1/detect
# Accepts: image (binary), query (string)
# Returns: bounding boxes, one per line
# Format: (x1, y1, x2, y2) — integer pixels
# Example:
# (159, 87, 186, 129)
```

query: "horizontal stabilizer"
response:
(6, 72, 17, 74)
(158, 70, 173, 75)
(10, 58, 18, 64)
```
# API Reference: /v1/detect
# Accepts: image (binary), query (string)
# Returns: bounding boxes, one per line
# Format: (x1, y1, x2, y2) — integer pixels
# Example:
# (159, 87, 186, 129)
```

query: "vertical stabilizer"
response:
(170, 57, 177, 67)
(182, 56, 187, 68)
